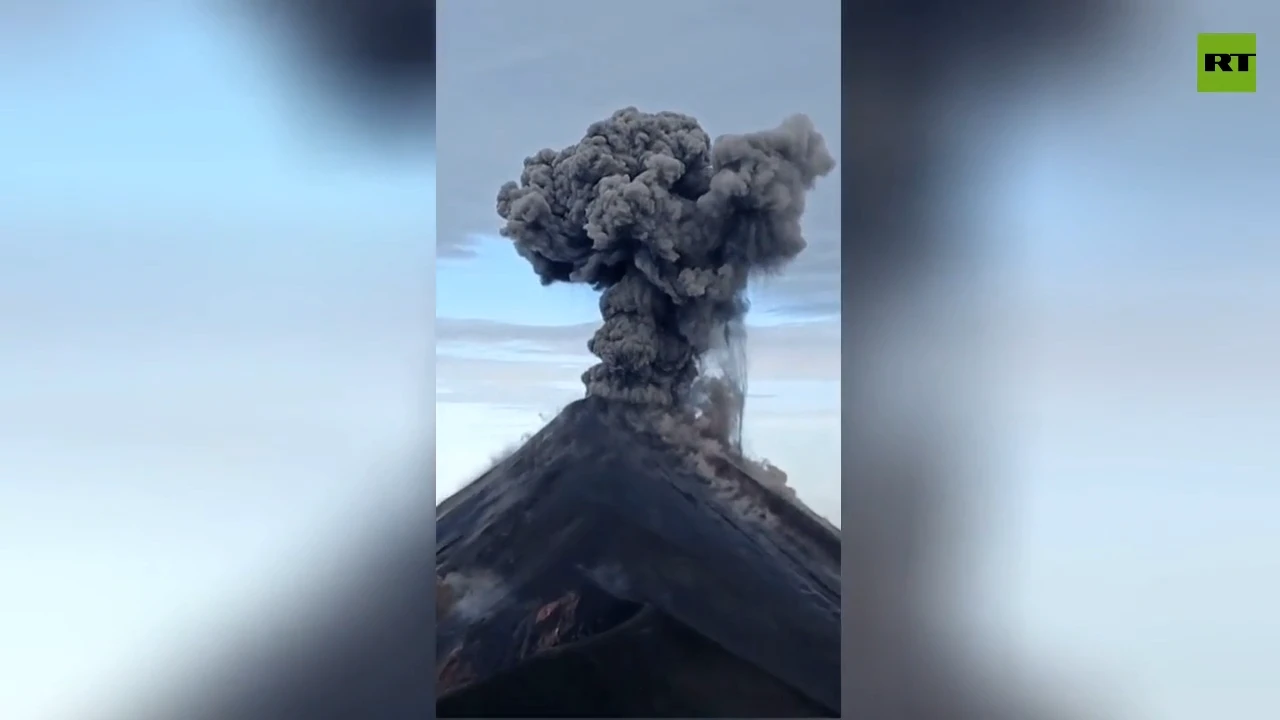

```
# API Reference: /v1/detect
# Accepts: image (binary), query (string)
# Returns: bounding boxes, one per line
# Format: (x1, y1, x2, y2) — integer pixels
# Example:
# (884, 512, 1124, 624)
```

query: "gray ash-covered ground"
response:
(435, 396, 840, 717)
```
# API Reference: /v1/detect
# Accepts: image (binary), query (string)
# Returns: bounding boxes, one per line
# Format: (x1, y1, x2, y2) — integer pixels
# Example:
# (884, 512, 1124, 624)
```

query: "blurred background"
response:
(842, 0, 1277, 718)
(0, 2, 433, 719)
(0, 0, 1275, 719)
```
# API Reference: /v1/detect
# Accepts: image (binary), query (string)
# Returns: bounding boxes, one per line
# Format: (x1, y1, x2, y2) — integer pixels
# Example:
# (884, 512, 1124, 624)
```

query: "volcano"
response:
(435, 397, 841, 717)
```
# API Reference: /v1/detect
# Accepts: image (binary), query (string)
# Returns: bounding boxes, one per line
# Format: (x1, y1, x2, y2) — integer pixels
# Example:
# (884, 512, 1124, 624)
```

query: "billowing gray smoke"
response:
(496, 108, 835, 426)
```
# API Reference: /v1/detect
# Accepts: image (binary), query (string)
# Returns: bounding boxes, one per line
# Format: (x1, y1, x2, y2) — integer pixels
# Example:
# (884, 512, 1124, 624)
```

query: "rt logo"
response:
(1198, 33, 1256, 93)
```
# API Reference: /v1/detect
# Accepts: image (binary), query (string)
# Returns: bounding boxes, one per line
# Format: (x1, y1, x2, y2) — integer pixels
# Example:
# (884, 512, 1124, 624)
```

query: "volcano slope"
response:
(435, 396, 841, 717)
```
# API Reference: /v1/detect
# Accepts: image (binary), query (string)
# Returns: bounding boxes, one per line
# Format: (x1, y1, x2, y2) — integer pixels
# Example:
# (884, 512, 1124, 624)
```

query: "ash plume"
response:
(496, 108, 835, 439)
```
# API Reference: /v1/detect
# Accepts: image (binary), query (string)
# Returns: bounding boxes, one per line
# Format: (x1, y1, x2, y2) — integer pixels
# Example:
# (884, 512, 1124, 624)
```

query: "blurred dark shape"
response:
(277, 0, 433, 86)
(843, 0, 1122, 283)
(252, 0, 436, 137)
(841, 1, 1128, 719)
(435, 397, 841, 717)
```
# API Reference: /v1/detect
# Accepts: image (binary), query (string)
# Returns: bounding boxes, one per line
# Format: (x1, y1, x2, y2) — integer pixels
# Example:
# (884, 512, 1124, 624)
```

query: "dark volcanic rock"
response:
(435, 396, 841, 717)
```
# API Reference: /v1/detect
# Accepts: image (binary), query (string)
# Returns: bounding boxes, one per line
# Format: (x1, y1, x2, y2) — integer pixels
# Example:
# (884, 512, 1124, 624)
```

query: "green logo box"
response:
(1198, 33, 1257, 93)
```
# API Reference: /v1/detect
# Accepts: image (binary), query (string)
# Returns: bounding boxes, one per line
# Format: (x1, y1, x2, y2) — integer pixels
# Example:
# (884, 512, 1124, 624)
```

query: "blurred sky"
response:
(0, 5, 433, 719)
(0, 1, 1273, 720)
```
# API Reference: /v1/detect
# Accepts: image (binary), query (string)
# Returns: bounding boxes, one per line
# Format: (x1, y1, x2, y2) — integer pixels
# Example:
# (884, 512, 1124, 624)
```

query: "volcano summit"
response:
(435, 108, 839, 717)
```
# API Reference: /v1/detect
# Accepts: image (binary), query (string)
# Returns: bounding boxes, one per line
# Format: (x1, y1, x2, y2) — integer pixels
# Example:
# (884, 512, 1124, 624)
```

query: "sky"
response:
(436, 1, 1277, 719)
(0, 6, 433, 719)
